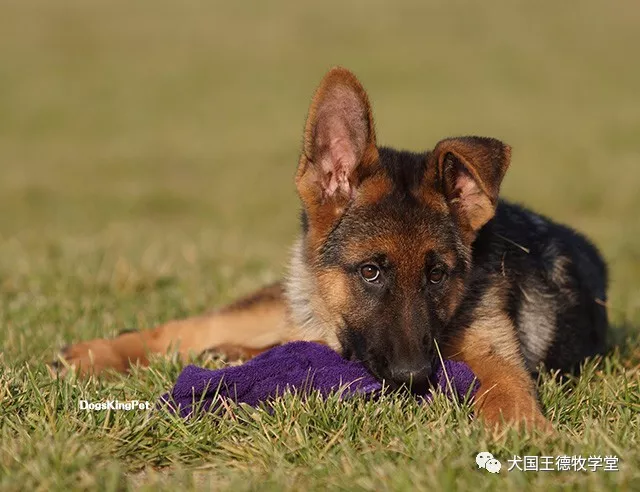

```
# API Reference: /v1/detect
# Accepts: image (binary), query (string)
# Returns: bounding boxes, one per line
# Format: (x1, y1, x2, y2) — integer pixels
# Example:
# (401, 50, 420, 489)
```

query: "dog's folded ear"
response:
(296, 67, 378, 208)
(433, 136, 511, 237)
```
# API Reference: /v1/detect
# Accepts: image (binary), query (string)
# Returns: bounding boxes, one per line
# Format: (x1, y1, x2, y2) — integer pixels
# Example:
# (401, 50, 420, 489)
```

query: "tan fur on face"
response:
(284, 238, 341, 350)
(355, 174, 393, 205)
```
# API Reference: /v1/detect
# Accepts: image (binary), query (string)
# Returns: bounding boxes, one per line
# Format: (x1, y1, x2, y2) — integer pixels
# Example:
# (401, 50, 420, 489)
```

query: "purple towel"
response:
(161, 341, 478, 418)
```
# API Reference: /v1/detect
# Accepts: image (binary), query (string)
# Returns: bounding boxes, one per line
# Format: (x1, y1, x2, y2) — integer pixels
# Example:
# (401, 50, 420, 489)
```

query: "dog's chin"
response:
(380, 374, 432, 394)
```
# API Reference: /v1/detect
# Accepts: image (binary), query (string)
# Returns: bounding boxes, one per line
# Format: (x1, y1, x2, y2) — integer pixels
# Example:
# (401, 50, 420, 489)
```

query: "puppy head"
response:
(293, 67, 511, 391)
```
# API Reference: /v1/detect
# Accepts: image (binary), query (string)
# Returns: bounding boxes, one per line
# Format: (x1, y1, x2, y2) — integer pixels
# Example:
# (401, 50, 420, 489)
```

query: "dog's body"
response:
(57, 68, 608, 429)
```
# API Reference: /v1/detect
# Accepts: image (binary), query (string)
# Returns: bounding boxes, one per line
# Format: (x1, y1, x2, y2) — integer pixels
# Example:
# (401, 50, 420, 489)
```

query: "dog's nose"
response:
(390, 363, 431, 393)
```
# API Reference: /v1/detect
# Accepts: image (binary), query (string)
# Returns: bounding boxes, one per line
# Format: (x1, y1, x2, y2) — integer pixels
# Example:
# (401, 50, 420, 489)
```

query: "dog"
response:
(54, 67, 609, 430)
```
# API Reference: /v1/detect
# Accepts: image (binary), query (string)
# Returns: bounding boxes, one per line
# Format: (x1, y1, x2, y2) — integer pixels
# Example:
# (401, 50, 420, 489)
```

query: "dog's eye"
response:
(360, 264, 381, 283)
(428, 267, 446, 284)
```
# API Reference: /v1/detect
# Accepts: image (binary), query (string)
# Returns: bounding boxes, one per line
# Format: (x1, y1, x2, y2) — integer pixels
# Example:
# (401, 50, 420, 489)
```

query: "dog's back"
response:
(468, 201, 608, 374)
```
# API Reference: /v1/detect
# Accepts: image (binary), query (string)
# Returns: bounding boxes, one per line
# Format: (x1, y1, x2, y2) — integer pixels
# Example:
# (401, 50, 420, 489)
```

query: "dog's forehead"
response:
(322, 199, 457, 267)
(355, 147, 447, 209)
(376, 147, 430, 189)
(316, 146, 458, 266)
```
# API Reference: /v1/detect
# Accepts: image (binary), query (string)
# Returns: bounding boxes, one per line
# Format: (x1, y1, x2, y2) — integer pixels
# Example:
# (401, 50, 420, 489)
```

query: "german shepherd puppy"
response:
(55, 68, 608, 429)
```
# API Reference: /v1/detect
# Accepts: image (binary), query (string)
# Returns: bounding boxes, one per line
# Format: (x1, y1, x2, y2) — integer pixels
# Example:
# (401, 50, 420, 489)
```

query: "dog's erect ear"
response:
(433, 136, 511, 236)
(296, 67, 378, 208)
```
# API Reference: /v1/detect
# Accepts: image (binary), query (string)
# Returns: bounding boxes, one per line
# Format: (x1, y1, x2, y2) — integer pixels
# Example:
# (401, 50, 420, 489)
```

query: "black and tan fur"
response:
(54, 68, 608, 430)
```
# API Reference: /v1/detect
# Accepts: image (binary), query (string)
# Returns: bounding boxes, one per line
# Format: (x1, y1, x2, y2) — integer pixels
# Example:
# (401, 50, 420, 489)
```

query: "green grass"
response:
(1, 0, 639, 490)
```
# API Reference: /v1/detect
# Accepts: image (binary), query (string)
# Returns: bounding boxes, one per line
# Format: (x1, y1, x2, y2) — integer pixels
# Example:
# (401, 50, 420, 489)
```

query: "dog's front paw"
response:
(49, 339, 128, 377)
(476, 386, 554, 434)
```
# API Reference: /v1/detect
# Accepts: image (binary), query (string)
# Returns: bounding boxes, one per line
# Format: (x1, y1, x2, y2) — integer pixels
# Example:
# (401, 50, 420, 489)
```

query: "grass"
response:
(1, 0, 639, 490)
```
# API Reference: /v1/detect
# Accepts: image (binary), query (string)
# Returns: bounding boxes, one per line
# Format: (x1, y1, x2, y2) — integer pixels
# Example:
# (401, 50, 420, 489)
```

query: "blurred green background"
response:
(1, 0, 639, 360)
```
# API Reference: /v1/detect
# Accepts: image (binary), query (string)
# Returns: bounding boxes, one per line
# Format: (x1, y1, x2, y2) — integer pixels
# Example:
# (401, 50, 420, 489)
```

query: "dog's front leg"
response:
(444, 314, 553, 432)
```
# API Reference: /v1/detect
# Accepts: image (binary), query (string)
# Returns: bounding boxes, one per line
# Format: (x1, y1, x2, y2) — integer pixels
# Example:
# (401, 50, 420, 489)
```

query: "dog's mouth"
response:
(339, 332, 436, 394)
